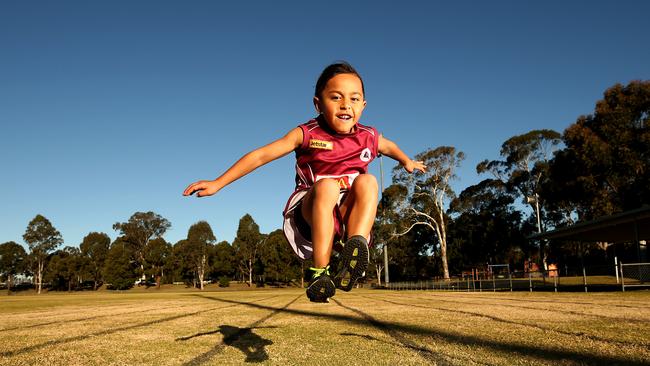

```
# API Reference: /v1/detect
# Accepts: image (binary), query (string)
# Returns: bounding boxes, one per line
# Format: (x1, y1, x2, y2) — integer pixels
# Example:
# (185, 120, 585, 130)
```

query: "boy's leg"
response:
(335, 174, 378, 291)
(300, 178, 340, 302)
(339, 174, 378, 238)
(300, 178, 341, 268)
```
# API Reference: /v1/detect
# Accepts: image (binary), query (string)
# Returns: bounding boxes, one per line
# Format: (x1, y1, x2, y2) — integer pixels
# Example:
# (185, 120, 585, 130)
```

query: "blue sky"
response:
(1, 1, 649, 249)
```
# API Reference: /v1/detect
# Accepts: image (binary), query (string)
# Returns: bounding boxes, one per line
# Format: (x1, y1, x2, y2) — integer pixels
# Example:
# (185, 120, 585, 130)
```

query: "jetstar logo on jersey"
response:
(309, 139, 333, 150)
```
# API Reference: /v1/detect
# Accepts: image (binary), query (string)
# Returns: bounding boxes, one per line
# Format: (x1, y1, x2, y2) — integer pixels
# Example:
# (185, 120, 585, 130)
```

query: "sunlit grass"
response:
(1, 289, 648, 365)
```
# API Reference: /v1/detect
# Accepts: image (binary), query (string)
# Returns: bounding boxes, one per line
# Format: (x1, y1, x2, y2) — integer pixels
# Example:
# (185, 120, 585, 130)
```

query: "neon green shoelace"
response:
(310, 265, 330, 279)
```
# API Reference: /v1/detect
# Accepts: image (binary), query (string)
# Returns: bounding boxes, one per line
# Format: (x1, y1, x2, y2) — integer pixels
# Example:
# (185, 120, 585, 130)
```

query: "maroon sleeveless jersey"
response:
(294, 118, 379, 192)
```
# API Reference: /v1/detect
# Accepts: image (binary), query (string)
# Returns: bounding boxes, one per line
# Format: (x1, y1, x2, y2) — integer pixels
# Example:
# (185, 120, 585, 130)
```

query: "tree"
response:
(373, 183, 409, 284)
(186, 221, 216, 290)
(448, 179, 527, 270)
(113, 211, 171, 281)
(369, 245, 384, 286)
(477, 129, 561, 268)
(171, 239, 194, 286)
(80, 232, 110, 290)
(144, 237, 171, 288)
(23, 215, 63, 294)
(546, 81, 650, 220)
(393, 146, 465, 279)
(46, 246, 85, 291)
(212, 240, 236, 279)
(103, 237, 137, 290)
(259, 229, 302, 285)
(232, 214, 264, 287)
(0, 241, 27, 292)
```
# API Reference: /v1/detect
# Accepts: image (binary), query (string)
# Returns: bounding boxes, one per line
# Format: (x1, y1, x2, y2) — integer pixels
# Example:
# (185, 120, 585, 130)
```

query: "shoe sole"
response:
(334, 236, 369, 292)
(306, 274, 335, 302)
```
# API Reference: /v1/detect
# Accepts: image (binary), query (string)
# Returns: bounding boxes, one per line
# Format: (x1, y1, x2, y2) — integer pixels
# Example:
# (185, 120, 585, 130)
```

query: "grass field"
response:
(1, 288, 649, 365)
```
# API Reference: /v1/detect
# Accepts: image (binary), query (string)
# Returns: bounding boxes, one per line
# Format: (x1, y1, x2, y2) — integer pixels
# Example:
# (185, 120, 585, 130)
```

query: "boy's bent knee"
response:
(352, 174, 378, 192)
(312, 178, 341, 199)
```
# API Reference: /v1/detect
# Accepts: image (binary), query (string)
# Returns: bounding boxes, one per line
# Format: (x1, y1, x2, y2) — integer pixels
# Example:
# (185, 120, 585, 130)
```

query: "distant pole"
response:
(380, 153, 390, 285)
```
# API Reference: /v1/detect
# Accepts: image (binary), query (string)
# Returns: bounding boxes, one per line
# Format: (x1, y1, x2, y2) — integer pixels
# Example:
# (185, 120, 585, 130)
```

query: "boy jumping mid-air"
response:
(183, 62, 425, 302)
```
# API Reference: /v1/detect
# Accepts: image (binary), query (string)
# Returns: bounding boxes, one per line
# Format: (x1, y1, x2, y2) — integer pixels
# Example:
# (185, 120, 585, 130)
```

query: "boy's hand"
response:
(183, 180, 220, 197)
(404, 159, 426, 173)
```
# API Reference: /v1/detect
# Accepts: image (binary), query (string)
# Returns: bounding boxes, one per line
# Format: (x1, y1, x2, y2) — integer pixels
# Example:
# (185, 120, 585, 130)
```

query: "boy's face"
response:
(314, 73, 366, 134)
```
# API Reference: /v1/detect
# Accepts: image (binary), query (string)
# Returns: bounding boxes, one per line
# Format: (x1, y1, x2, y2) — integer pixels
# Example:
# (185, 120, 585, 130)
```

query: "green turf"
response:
(1, 289, 648, 365)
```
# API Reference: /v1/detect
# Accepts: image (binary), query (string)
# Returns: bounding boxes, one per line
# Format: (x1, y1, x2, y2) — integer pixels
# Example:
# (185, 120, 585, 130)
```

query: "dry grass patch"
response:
(1, 289, 648, 365)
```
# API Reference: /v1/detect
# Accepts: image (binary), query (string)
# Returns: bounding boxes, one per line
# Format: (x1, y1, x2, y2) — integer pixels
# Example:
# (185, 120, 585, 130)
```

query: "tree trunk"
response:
(7, 274, 13, 294)
(376, 267, 382, 286)
(198, 254, 206, 290)
(248, 258, 253, 287)
(440, 239, 450, 280)
(37, 260, 44, 294)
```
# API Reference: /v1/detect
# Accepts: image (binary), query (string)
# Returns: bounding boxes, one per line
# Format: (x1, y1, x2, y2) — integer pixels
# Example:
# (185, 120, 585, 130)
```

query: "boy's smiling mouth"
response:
(337, 114, 352, 120)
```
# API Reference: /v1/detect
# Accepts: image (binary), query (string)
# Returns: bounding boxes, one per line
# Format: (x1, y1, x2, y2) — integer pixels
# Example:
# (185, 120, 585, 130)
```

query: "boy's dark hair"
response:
(315, 61, 365, 99)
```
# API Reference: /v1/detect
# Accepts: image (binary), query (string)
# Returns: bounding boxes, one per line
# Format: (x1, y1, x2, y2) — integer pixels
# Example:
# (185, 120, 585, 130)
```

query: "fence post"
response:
(554, 275, 557, 292)
(583, 266, 588, 293)
(508, 270, 513, 292)
(615, 256, 619, 284)
(621, 261, 625, 292)
(529, 270, 532, 292)
(472, 270, 476, 292)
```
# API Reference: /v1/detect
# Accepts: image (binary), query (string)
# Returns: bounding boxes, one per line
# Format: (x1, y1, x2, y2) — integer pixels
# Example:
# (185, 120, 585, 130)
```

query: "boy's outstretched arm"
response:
(183, 127, 303, 197)
(378, 135, 426, 173)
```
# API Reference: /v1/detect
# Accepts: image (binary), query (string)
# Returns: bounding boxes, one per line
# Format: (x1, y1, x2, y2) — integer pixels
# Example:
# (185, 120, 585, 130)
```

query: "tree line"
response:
(0, 212, 306, 292)
(1, 80, 648, 290)
(373, 80, 649, 280)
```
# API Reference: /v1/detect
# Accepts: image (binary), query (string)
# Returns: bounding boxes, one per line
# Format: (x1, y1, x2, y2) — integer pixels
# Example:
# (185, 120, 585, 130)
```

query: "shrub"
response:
(218, 276, 230, 287)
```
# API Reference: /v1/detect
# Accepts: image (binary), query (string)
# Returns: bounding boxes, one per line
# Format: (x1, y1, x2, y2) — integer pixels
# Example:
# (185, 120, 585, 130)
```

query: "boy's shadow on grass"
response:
(179, 325, 275, 363)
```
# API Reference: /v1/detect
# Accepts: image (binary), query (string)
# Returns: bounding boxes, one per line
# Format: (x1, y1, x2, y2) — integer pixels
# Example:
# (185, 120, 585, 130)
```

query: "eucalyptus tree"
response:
(103, 237, 137, 290)
(373, 183, 408, 282)
(477, 130, 561, 226)
(259, 229, 301, 285)
(145, 237, 172, 287)
(113, 211, 171, 281)
(477, 129, 561, 268)
(23, 215, 63, 294)
(0, 241, 27, 292)
(546, 81, 650, 220)
(232, 214, 265, 287)
(393, 146, 465, 279)
(212, 240, 236, 280)
(186, 221, 216, 290)
(80, 232, 110, 290)
(46, 246, 85, 291)
(448, 179, 526, 268)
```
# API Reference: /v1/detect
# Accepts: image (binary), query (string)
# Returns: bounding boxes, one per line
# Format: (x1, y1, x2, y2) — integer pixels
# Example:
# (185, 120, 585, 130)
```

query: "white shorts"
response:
(282, 189, 347, 260)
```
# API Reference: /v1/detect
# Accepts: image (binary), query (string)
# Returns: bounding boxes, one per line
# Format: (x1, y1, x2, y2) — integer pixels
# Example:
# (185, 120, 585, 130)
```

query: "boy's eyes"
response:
(328, 95, 362, 102)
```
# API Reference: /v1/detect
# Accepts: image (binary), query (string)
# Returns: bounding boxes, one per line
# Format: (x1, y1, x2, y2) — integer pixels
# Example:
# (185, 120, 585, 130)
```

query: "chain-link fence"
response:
(620, 262, 650, 291)
(384, 262, 645, 292)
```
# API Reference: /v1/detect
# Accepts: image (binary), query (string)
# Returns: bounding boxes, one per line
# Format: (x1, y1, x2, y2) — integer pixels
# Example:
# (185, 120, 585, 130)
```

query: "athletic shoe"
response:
(334, 235, 369, 292)
(306, 266, 335, 303)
